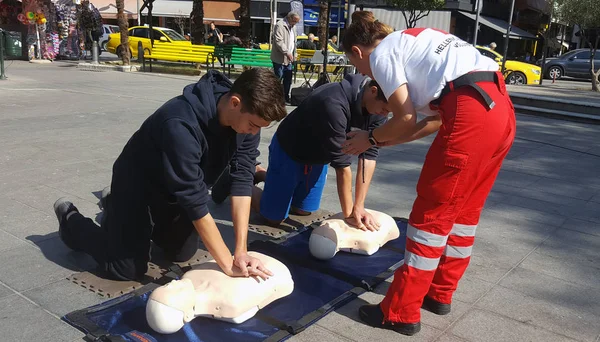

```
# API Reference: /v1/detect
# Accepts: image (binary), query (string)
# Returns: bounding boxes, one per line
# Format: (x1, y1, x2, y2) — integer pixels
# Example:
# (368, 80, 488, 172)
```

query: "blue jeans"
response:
(260, 135, 328, 221)
(273, 62, 293, 101)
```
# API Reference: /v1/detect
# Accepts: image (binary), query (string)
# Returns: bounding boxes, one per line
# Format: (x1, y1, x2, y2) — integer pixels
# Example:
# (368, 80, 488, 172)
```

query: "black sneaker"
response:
(53, 197, 80, 251)
(100, 186, 111, 210)
(358, 304, 421, 336)
(422, 296, 452, 315)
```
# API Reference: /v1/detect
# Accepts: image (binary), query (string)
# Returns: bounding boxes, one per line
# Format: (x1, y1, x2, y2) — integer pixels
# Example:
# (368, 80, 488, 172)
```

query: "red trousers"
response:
(381, 72, 516, 323)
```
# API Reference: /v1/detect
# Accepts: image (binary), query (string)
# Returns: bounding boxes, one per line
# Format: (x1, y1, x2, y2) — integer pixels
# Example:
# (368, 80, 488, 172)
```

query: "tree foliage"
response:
(555, 0, 600, 90)
(387, 0, 446, 28)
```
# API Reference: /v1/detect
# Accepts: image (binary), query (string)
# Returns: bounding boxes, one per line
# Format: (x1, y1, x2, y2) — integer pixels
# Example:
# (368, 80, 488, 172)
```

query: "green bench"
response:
(224, 47, 272, 76)
(207, 44, 236, 72)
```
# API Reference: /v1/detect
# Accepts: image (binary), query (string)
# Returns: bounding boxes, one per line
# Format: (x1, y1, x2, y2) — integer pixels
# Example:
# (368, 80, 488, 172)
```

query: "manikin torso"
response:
(309, 209, 400, 260)
(146, 251, 294, 334)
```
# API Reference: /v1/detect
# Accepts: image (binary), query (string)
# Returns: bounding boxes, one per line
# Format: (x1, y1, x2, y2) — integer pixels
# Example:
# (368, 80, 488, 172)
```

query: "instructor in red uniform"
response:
(341, 11, 516, 336)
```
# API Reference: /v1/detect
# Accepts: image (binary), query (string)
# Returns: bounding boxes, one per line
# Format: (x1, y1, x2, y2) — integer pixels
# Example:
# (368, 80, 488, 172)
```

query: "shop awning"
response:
(90, 0, 138, 19)
(458, 12, 537, 40)
(141, 0, 240, 26)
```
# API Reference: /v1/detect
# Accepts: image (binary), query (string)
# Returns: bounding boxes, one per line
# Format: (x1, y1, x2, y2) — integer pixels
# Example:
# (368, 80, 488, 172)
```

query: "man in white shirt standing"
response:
(271, 12, 300, 103)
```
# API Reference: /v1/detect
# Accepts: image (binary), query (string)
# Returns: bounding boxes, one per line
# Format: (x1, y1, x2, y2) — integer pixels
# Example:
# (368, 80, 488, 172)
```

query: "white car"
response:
(100, 25, 119, 51)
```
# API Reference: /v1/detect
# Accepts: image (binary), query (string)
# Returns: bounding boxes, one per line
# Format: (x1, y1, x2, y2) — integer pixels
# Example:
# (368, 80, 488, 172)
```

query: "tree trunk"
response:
(239, 0, 251, 48)
(191, 0, 205, 45)
(116, 0, 129, 65)
(317, 1, 329, 51)
(591, 36, 600, 92)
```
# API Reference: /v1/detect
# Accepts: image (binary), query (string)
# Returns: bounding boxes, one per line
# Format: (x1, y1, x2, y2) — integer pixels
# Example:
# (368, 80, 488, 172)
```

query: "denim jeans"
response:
(273, 62, 293, 101)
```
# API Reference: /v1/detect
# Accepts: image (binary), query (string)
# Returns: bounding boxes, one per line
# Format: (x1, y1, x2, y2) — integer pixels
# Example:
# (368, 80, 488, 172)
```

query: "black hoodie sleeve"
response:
(229, 130, 260, 197)
(363, 114, 388, 161)
(160, 118, 209, 221)
(324, 100, 351, 169)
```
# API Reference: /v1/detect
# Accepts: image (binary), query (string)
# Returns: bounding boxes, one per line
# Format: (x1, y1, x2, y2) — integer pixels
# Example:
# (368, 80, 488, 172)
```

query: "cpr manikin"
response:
(309, 209, 399, 260)
(146, 252, 294, 334)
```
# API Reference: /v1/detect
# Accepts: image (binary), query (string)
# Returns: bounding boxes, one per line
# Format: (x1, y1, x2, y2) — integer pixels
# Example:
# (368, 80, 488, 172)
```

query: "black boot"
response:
(422, 296, 452, 315)
(358, 304, 421, 336)
(53, 197, 81, 251)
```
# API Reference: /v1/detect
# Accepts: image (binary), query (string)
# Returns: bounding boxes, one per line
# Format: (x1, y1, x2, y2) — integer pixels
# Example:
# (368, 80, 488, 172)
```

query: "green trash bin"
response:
(4, 31, 22, 58)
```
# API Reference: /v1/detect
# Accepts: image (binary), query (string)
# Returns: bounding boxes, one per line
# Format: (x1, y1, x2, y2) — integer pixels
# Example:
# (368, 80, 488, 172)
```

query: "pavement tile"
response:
(0, 229, 28, 253)
(498, 267, 600, 318)
(0, 294, 84, 342)
(32, 236, 98, 272)
(4, 184, 76, 216)
(22, 280, 104, 317)
(450, 309, 579, 342)
(433, 333, 471, 342)
(576, 201, 600, 224)
(0, 283, 14, 300)
(537, 228, 600, 265)
(46, 173, 112, 206)
(0, 244, 77, 292)
(287, 325, 354, 342)
(475, 285, 600, 341)
(483, 200, 567, 227)
(493, 169, 543, 188)
(526, 177, 599, 201)
(561, 218, 600, 237)
(316, 292, 443, 342)
(0, 206, 58, 243)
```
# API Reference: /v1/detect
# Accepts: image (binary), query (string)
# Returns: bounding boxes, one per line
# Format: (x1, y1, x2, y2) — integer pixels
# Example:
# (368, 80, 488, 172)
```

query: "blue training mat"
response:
(62, 219, 408, 342)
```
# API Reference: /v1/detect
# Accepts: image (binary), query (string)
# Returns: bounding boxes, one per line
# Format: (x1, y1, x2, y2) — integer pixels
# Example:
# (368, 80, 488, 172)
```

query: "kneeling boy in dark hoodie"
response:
(252, 74, 390, 231)
(53, 69, 287, 281)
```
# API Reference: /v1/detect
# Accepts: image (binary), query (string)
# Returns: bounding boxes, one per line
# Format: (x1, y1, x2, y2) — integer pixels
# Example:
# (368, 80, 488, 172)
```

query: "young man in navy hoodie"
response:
(53, 69, 287, 282)
(252, 74, 390, 230)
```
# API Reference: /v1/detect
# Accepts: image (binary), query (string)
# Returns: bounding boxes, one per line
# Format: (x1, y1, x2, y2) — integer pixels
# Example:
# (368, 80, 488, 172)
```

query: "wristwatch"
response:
(368, 130, 378, 146)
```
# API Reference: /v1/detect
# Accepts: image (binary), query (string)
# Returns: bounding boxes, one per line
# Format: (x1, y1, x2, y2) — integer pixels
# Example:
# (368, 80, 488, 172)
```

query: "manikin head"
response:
(341, 11, 393, 78)
(218, 68, 287, 135)
(361, 79, 390, 116)
(146, 278, 196, 334)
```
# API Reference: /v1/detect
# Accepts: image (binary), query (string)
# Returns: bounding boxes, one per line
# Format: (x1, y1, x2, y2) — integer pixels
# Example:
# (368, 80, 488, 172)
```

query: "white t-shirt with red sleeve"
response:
(369, 28, 499, 116)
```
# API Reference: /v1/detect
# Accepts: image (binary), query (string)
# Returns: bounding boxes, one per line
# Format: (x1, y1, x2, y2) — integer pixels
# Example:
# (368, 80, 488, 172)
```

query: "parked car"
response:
(476, 46, 541, 85)
(106, 25, 191, 58)
(99, 24, 119, 51)
(541, 49, 600, 80)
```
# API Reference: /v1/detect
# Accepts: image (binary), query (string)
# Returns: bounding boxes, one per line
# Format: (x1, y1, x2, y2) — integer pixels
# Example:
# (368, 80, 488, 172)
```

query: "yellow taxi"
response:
(476, 46, 541, 85)
(106, 25, 191, 58)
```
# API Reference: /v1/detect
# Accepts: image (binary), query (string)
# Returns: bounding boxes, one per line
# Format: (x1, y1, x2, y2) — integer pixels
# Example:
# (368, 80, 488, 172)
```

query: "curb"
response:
(77, 62, 139, 72)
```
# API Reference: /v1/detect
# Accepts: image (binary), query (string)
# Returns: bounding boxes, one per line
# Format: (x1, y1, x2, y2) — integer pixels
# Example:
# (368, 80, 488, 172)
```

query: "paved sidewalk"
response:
(507, 79, 600, 106)
(0, 61, 599, 342)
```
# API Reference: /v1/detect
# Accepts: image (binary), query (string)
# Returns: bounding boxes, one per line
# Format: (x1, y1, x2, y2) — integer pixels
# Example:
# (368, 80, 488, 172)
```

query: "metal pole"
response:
(137, 0, 141, 25)
(92, 40, 99, 64)
(501, 0, 516, 74)
(336, 0, 342, 41)
(0, 29, 7, 80)
(473, 0, 481, 45)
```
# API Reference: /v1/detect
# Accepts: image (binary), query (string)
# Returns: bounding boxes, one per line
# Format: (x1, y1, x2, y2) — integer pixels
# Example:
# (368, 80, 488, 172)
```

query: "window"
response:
(162, 29, 188, 41)
(477, 48, 497, 60)
(152, 29, 165, 41)
(574, 51, 591, 60)
(131, 28, 149, 38)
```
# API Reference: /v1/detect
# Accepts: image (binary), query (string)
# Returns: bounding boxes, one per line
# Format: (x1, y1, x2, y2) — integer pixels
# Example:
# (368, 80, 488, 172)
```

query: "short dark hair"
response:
(368, 79, 387, 102)
(230, 68, 287, 122)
